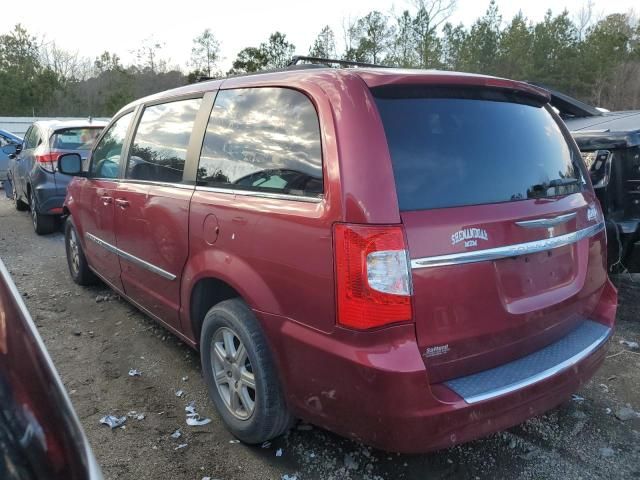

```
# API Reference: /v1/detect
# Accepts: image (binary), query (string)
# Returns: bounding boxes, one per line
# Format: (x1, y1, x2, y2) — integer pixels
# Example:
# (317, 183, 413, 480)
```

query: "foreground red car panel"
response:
(60, 65, 617, 452)
(0, 258, 101, 478)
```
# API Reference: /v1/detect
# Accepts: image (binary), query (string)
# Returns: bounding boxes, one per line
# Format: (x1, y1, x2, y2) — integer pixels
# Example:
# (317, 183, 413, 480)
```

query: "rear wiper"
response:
(530, 178, 582, 191)
(528, 178, 583, 198)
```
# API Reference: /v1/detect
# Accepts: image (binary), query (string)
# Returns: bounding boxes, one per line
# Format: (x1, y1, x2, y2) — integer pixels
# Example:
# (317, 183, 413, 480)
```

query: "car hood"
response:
(565, 110, 640, 150)
(565, 110, 640, 132)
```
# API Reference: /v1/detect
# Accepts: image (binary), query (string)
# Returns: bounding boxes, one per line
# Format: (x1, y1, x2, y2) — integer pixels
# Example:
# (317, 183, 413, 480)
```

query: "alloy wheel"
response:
(211, 327, 257, 420)
(30, 190, 38, 229)
(68, 228, 80, 275)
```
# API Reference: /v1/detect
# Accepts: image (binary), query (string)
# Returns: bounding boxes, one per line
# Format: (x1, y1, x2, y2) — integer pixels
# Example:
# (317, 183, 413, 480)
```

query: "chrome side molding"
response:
(515, 212, 577, 228)
(411, 221, 605, 269)
(85, 232, 177, 281)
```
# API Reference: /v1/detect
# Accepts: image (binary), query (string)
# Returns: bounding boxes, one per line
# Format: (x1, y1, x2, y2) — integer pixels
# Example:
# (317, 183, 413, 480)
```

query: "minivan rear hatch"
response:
(373, 84, 609, 384)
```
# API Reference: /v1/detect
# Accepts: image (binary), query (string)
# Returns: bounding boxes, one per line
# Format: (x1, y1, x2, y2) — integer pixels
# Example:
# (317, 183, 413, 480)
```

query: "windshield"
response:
(51, 127, 102, 151)
(374, 88, 585, 211)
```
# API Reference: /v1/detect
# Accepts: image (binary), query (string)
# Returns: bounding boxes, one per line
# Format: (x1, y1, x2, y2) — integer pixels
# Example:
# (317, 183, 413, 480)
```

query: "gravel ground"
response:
(0, 192, 639, 480)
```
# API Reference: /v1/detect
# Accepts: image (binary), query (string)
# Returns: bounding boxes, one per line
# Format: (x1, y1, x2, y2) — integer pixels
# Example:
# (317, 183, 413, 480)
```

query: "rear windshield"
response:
(373, 87, 585, 211)
(51, 128, 102, 151)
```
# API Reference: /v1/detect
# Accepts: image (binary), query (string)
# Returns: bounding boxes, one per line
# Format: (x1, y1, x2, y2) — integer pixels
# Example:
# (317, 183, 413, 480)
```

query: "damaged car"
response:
(58, 61, 617, 453)
(531, 83, 640, 270)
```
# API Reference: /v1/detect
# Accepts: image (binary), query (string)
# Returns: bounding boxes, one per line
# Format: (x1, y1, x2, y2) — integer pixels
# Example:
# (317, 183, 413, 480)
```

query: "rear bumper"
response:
(260, 280, 617, 453)
(33, 183, 65, 214)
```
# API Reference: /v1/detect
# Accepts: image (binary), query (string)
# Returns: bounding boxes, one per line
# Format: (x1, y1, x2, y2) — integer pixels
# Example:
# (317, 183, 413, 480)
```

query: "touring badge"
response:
(451, 227, 489, 248)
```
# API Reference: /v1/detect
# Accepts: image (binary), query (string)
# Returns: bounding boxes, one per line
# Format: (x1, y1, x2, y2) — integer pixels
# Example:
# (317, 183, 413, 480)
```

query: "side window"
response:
(90, 112, 133, 179)
(126, 98, 202, 183)
(198, 88, 323, 198)
(24, 127, 37, 149)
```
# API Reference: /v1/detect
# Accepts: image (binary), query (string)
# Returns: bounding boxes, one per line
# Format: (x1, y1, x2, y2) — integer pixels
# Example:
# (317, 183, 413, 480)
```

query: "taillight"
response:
(334, 224, 413, 330)
(35, 153, 59, 173)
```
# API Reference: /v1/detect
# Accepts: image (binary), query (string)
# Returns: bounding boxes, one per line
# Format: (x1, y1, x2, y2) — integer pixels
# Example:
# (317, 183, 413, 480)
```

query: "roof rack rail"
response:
(288, 56, 390, 69)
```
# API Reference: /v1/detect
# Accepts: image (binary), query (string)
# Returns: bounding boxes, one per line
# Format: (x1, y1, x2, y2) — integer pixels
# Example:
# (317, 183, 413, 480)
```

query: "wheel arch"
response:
(182, 250, 282, 348)
(189, 277, 241, 346)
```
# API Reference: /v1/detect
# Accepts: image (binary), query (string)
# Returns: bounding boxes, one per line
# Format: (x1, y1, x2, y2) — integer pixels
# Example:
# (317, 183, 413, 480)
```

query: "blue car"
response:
(0, 129, 23, 182)
(7, 120, 106, 234)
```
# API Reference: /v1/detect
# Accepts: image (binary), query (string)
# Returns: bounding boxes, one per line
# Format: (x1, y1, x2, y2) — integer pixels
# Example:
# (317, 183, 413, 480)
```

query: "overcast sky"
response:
(5, 0, 638, 71)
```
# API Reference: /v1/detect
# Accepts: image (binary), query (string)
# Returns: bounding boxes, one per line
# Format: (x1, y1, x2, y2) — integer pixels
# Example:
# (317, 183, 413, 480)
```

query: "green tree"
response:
(94, 51, 123, 73)
(309, 26, 337, 58)
(440, 22, 467, 70)
(190, 29, 220, 77)
(230, 47, 267, 74)
(229, 32, 294, 74)
(349, 11, 393, 64)
(457, 0, 502, 74)
(261, 32, 295, 68)
(0, 24, 61, 115)
(530, 10, 578, 92)
(497, 12, 533, 79)
(389, 11, 419, 67)
(580, 13, 639, 106)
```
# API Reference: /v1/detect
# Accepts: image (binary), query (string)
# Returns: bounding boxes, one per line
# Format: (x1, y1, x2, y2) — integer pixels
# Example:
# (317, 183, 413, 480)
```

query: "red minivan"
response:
(57, 63, 617, 453)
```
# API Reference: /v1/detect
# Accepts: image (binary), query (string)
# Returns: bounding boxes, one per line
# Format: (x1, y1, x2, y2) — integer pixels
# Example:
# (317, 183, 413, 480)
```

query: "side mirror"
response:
(1, 144, 18, 155)
(58, 153, 84, 176)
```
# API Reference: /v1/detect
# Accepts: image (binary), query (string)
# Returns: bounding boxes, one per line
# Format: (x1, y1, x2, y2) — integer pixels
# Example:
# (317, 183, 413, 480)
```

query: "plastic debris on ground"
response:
(128, 369, 142, 377)
(282, 475, 298, 480)
(187, 416, 211, 426)
(171, 429, 182, 439)
(276, 448, 283, 457)
(261, 441, 271, 448)
(182, 376, 189, 381)
(184, 401, 212, 426)
(615, 406, 638, 421)
(174, 443, 188, 450)
(229, 439, 240, 444)
(127, 411, 145, 421)
(600, 447, 615, 458)
(176, 389, 184, 397)
(100, 415, 127, 429)
(571, 394, 585, 402)
(619, 340, 640, 349)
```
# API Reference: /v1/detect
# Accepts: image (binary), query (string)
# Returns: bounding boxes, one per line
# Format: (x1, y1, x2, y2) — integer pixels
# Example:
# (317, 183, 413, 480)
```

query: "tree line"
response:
(1, 0, 639, 118)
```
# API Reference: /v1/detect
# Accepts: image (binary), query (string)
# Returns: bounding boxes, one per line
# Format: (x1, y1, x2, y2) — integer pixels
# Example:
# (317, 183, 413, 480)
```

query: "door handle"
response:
(115, 198, 130, 209)
(101, 195, 112, 205)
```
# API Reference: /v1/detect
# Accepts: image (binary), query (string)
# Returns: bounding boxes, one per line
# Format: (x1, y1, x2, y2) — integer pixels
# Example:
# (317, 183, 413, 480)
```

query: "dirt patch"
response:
(0, 195, 638, 479)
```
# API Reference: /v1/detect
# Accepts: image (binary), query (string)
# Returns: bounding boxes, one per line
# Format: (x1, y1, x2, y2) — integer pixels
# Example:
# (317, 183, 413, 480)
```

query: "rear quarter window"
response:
(373, 87, 585, 211)
(197, 87, 323, 198)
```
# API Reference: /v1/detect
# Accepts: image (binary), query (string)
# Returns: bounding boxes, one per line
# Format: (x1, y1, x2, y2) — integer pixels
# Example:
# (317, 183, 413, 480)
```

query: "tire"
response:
(11, 177, 28, 211)
(200, 298, 294, 444)
(64, 218, 97, 286)
(29, 188, 56, 235)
